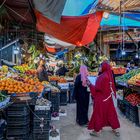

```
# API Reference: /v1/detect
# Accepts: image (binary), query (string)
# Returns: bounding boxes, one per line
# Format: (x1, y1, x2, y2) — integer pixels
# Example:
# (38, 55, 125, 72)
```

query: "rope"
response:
(0, 0, 6, 9)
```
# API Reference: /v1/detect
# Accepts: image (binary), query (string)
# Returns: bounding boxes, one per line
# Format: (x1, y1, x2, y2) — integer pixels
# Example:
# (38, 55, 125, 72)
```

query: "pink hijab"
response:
(80, 65, 89, 87)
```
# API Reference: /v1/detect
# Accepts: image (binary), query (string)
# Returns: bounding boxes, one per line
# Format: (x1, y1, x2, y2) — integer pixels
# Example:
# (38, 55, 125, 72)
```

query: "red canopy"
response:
(35, 10, 103, 46)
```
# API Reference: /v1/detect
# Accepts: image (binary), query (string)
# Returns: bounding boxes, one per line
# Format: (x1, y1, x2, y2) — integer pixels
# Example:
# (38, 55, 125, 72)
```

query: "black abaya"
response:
(73, 74, 89, 126)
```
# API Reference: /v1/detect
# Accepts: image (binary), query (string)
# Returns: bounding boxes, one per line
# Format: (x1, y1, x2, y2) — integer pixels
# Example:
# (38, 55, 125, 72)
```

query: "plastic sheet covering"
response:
(33, 0, 66, 23)
(101, 13, 140, 27)
(62, 0, 98, 16)
(35, 10, 103, 46)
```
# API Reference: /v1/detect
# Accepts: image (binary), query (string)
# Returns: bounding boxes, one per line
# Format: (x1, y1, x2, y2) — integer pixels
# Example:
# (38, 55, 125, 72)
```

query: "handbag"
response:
(110, 82, 117, 108)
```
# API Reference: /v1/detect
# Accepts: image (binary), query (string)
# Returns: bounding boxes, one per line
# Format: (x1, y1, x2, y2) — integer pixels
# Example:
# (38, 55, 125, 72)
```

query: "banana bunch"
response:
(13, 64, 30, 73)
(0, 65, 8, 73)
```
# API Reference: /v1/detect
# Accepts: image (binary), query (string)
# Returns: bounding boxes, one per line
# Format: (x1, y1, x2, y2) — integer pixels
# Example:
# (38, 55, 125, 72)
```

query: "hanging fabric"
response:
(33, 0, 66, 23)
(35, 10, 103, 46)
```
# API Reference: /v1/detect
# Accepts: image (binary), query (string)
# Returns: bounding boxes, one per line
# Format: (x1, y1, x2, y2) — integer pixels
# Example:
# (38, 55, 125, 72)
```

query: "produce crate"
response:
(124, 100, 139, 125)
(60, 89, 67, 106)
(6, 103, 31, 139)
(138, 105, 140, 126)
(0, 119, 6, 140)
(7, 115, 30, 126)
(68, 84, 76, 103)
(50, 92, 60, 113)
(7, 133, 30, 140)
(33, 131, 49, 140)
(34, 110, 51, 121)
(117, 99, 126, 115)
(33, 121, 50, 133)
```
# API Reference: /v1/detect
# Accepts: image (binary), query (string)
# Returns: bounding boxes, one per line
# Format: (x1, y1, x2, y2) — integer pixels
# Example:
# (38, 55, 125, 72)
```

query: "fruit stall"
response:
(0, 63, 73, 140)
(116, 69, 140, 126)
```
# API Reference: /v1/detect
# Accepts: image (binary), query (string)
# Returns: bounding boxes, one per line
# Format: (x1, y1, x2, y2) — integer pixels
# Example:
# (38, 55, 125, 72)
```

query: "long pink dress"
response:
(88, 62, 120, 132)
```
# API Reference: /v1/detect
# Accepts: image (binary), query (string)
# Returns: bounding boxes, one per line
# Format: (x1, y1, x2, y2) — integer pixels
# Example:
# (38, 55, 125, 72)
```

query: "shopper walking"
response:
(88, 61, 120, 137)
(73, 65, 89, 126)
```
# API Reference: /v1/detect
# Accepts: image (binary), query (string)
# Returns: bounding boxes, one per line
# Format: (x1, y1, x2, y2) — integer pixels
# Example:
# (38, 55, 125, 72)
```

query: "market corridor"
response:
(53, 104, 140, 140)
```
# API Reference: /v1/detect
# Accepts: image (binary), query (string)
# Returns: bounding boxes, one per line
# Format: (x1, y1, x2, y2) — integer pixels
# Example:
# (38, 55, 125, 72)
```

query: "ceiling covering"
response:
(0, 0, 35, 24)
(98, 0, 140, 12)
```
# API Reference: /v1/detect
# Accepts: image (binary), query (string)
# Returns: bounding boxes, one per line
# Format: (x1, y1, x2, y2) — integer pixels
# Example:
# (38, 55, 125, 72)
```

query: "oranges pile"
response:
(58, 78, 67, 83)
(0, 78, 44, 94)
(49, 76, 60, 81)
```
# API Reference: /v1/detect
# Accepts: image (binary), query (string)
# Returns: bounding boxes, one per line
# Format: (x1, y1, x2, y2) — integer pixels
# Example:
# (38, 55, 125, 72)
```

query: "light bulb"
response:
(121, 50, 126, 55)
(135, 54, 139, 58)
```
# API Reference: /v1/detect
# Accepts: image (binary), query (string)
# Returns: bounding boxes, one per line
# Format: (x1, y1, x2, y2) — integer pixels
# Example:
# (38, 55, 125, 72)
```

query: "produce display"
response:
(49, 76, 60, 81)
(0, 78, 44, 94)
(49, 76, 67, 83)
(112, 67, 126, 75)
(13, 64, 30, 73)
(0, 65, 8, 72)
(116, 69, 140, 83)
(58, 78, 67, 83)
(125, 93, 140, 106)
(128, 73, 140, 86)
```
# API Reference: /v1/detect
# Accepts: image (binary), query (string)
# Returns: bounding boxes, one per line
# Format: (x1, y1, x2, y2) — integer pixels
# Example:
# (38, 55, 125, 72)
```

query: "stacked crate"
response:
(33, 105, 51, 140)
(6, 103, 30, 140)
(60, 89, 68, 106)
(50, 92, 60, 113)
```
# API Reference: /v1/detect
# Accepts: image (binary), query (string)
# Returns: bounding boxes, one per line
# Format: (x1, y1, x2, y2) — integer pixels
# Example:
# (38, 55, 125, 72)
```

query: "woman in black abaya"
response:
(73, 65, 89, 126)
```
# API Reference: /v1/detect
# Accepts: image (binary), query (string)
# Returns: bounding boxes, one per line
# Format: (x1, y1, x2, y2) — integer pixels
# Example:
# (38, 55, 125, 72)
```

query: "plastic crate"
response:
(50, 93, 60, 113)
(60, 90, 67, 106)
(33, 131, 49, 140)
(33, 122, 50, 133)
(7, 125, 30, 136)
(124, 100, 139, 125)
(138, 105, 140, 126)
(117, 99, 126, 115)
(34, 110, 51, 121)
(7, 116, 30, 126)
(7, 133, 30, 140)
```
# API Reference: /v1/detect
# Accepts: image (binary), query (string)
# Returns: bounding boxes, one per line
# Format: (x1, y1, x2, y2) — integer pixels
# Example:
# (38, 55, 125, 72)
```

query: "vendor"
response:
(56, 64, 69, 76)
(37, 60, 49, 82)
(127, 60, 137, 72)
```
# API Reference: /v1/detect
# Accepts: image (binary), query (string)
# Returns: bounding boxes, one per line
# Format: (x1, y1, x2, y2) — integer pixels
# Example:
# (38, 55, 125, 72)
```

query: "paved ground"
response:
(52, 104, 140, 140)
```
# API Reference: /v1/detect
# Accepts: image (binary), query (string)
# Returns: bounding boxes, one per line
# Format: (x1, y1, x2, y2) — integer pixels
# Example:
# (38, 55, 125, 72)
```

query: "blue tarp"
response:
(101, 13, 140, 27)
(62, 0, 98, 16)
(125, 13, 140, 21)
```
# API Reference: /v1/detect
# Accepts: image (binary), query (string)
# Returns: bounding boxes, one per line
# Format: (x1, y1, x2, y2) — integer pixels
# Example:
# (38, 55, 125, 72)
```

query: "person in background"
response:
(56, 64, 69, 76)
(73, 65, 89, 126)
(37, 60, 48, 82)
(87, 61, 120, 137)
(127, 60, 137, 72)
(48, 66, 54, 76)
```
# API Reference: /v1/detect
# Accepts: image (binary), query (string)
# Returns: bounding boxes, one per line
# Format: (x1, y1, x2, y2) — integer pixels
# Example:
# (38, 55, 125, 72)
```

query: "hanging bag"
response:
(110, 82, 117, 108)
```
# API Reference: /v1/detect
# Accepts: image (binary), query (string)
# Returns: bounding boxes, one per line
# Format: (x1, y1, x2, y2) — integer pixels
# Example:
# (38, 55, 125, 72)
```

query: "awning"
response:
(101, 13, 140, 27)
(35, 10, 103, 46)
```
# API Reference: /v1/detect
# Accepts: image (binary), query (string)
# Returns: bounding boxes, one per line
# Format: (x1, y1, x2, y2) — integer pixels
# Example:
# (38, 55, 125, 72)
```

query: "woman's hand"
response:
(87, 79, 91, 86)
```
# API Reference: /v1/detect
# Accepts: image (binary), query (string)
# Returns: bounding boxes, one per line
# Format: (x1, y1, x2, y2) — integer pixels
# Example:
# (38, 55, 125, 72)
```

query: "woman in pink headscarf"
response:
(88, 61, 120, 137)
(73, 65, 90, 126)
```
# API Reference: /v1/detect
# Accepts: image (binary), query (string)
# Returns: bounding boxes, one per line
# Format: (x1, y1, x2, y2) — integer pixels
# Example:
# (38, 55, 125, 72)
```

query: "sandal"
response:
(112, 130, 120, 137)
(90, 131, 100, 137)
